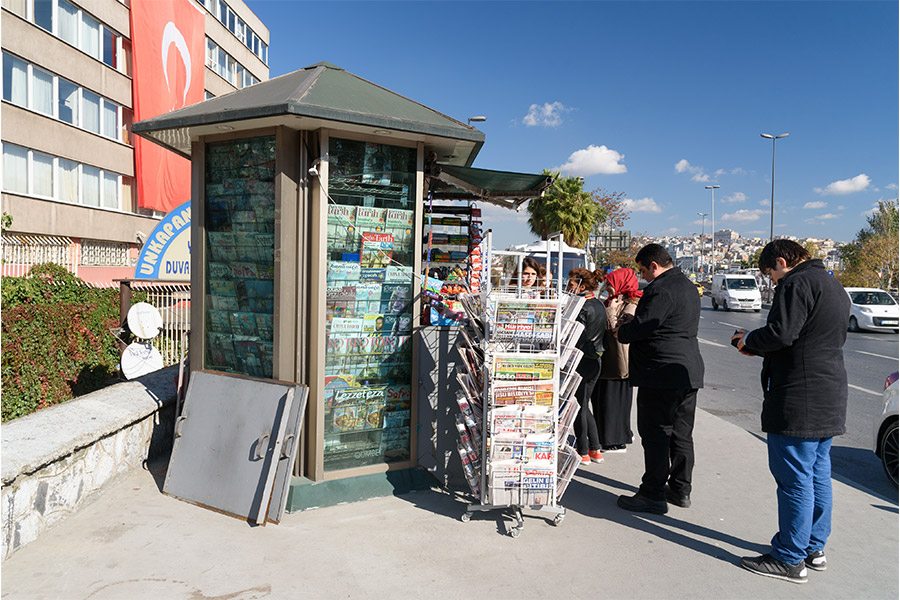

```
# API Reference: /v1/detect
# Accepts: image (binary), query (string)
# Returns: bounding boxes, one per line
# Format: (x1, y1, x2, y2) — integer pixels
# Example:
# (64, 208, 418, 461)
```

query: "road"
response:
(694, 296, 899, 502)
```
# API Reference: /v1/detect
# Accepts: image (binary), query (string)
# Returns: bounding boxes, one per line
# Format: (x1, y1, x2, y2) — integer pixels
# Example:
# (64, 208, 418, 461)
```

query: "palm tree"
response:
(526, 171, 601, 246)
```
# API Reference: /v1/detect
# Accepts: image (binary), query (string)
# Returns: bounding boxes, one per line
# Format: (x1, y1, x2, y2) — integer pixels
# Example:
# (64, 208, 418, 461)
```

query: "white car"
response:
(845, 287, 900, 333)
(874, 372, 898, 487)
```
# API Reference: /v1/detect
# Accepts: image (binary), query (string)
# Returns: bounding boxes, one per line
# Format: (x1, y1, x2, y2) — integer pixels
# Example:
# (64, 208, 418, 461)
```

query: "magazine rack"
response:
(453, 232, 585, 538)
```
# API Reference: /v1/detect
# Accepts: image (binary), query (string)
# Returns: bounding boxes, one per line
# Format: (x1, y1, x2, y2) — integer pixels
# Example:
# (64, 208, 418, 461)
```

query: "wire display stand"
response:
(453, 231, 585, 537)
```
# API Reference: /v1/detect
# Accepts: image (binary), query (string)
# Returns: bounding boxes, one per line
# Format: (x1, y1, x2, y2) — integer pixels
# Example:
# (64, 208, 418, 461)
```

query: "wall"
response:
(1, 365, 178, 560)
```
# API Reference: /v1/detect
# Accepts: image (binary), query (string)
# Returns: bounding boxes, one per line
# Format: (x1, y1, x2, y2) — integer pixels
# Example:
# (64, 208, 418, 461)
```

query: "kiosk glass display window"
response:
(203, 136, 277, 378)
(323, 138, 416, 471)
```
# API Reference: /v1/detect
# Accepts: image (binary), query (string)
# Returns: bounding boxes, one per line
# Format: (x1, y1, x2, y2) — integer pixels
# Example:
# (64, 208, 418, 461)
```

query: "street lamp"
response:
(705, 185, 720, 277)
(467, 115, 487, 126)
(697, 211, 708, 277)
(760, 132, 789, 242)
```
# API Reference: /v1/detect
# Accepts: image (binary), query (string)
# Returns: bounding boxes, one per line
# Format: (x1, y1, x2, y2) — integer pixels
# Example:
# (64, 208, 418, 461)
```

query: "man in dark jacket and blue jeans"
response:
(733, 240, 850, 584)
(615, 244, 704, 515)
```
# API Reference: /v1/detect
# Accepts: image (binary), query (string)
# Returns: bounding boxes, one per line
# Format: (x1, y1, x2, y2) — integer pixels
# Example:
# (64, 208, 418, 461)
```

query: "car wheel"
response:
(723, 300, 730, 312)
(881, 420, 899, 487)
(712, 299, 718, 311)
(848, 316, 860, 332)
(754, 309, 761, 313)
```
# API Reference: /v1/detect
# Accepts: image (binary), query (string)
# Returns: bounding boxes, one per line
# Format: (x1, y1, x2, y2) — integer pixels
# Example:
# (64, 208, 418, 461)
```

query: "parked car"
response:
(874, 372, 898, 487)
(711, 274, 762, 312)
(844, 287, 900, 333)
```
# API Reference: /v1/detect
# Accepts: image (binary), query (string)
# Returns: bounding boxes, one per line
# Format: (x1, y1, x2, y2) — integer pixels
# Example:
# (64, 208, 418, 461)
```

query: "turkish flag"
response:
(130, 0, 205, 213)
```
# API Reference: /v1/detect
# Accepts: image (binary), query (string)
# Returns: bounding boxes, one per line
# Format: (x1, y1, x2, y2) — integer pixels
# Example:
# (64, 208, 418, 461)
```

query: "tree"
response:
(802, 240, 821, 259)
(839, 200, 899, 289)
(591, 188, 629, 229)
(603, 239, 643, 270)
(527, 171, 613, 247)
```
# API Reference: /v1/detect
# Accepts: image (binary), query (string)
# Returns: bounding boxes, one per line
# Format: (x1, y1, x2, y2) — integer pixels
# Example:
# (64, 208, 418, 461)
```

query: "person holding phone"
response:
(732, 240, 850, 584)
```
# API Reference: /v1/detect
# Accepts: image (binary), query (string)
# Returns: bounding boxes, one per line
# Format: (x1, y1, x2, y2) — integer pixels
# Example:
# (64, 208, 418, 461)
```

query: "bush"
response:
(1, 264, 122, 421)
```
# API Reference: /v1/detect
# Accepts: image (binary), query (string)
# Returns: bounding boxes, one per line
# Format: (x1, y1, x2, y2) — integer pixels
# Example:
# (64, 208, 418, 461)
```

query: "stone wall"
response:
(1, 366, 178, 560)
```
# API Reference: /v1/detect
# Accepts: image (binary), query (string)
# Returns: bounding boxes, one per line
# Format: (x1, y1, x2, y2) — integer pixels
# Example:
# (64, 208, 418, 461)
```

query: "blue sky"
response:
(250, 0, 898, 248)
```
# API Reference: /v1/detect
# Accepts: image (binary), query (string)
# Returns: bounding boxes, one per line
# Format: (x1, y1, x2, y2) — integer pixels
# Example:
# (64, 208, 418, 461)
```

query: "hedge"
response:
(1, 264, 123, 421)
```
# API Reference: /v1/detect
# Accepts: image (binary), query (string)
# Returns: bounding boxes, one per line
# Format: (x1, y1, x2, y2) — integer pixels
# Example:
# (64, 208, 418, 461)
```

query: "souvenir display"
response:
(204, 136, 276, 378)
(323, 138, 417, 471)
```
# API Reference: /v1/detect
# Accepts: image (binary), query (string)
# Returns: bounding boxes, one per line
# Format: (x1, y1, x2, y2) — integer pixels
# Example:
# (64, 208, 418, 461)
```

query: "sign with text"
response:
(134, 201, 191, 280)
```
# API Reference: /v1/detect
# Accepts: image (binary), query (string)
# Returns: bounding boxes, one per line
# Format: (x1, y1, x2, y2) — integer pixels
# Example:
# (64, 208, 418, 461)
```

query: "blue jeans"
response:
(766, 434, 833, 565)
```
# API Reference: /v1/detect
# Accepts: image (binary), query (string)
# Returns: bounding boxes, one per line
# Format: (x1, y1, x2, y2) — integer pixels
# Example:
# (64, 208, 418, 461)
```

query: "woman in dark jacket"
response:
(567, 268, 606, 465)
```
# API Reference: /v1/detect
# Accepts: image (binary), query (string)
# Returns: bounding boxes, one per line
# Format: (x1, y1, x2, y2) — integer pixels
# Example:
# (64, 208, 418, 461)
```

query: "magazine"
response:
(360, 232, 394, 269)
(492, 355, 556, 381)
(355, 206, 386, 231)
(328, 260, 361, 283)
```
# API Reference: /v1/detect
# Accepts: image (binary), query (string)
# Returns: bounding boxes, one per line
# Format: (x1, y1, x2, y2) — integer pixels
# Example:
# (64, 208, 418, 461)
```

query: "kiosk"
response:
(133, 61, 550, 507)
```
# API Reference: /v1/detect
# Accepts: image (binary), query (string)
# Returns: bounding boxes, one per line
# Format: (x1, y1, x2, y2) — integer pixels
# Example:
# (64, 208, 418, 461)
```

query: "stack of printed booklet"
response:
(453, 292, 590, 507)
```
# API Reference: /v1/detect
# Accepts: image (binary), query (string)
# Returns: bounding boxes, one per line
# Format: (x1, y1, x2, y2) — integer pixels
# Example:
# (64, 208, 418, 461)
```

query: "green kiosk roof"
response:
(133, 62, 547, 207)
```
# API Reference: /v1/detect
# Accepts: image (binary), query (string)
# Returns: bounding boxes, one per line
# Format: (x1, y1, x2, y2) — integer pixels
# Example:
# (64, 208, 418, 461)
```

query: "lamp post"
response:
(467, 115, 487, 126)
(705, 185, 720, 277)
(697, 211, 708, 277)
(760, 132, 789, 242)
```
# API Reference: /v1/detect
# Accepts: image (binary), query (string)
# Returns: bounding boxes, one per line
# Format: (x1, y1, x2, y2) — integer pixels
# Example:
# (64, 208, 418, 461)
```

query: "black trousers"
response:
(636, 386, 697, 501)
(572, 357, 601, 455)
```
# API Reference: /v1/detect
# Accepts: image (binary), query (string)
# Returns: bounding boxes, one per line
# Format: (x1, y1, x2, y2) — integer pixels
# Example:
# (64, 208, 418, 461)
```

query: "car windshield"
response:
(727, 278, 758, 290)
(850, 291, 896, 306)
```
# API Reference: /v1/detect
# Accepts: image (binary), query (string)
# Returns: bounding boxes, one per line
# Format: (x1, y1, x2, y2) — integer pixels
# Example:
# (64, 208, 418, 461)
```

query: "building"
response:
(588, 223, 632, 262)
(1, 0, 269, 284)
(714, 228, 739, 245)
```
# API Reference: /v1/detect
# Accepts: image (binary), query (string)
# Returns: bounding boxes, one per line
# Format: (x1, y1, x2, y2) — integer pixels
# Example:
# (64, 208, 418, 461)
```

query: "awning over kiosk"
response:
(430, 163, 553, 209)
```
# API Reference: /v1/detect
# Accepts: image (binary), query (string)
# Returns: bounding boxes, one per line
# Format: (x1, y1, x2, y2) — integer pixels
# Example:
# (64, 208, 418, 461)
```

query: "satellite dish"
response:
(121, 342, 164, 379)
(127, 302, 163, 340)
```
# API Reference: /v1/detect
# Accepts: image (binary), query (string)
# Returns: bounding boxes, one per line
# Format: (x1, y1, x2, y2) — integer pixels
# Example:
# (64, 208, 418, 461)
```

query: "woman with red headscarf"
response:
(591, 267, 642, 452)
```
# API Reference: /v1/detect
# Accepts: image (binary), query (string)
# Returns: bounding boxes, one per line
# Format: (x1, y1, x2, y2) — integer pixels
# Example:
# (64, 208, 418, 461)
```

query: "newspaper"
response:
(492, 354, 556, 381)
(492, 299, 558, 343)
(491, 381, 555, 407)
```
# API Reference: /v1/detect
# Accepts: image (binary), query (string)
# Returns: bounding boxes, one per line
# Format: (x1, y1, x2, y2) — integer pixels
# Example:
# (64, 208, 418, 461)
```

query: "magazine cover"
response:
(385, 208, 414, 244)
(384, 265, 412, 283)
(360, 232, 394, 268)
(360, 268, 386, 283)
(380, 283, 411, 314)
(492, 355, 556, 381)
(330, 317, 363, 337)
(328, 261, 361, 283)
(355, 206, 386, 231)
(492, 382, 555, 407)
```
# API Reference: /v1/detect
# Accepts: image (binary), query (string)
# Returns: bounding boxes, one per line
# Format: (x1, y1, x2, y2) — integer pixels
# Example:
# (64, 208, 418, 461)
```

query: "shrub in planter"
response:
(1, 264, 122, 421)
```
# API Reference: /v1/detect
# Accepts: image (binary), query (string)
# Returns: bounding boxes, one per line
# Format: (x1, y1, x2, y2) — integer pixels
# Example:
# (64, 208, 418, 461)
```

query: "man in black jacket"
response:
(733, 240, 849, 584)
(615, 244, 704, 515)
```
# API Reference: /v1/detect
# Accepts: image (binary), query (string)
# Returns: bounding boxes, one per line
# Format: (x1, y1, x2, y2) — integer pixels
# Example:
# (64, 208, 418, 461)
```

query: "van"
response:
(712, 273, 762, 312)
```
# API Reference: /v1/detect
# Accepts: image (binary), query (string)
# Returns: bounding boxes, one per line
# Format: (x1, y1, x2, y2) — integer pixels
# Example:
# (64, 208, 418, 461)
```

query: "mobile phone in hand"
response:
(730, 329, 745, 349)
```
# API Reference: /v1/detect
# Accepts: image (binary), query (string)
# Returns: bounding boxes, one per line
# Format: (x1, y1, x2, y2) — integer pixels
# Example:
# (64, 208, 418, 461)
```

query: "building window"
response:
(58, 0, 79, 45)
(2, 144, 28, 194)
(80, 12, 101, 59)
(58, 77, 78, 125)
(31, 65, 54, 116)
(81, 165, 100, 206)
(1, 143, 122, 210)
(2, 53, 27, 105)
(81, 89, 100, 134)
(58, 158, 79, 203)
(32, 150, 55, 197)
(2, 0, 28, 19)
(101, 100, 118, 139)
(80, 239, 131, 266)
(33, 0, 53, 32)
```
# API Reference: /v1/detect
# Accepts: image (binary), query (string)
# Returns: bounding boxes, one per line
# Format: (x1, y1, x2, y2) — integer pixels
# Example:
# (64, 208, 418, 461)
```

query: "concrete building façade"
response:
(1, 0, 269, 284)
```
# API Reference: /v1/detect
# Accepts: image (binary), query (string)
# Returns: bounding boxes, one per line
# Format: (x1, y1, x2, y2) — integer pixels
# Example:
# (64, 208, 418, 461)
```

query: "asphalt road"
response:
(694, 296, 899, 502)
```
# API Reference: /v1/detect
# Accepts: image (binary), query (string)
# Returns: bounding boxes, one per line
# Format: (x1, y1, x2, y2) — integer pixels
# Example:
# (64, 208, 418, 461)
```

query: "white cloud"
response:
(622, 197, 662, 213)
(886, 183, 898, 191)
(803, 201, 827, 209)
(814, 173, 871, 195)
(713, 167, 747, 177)
(674, 159, 710, 182)
(522, 101, 569, 127)
(759, 199, 770, 206)
(555, 145, 627, 176)
(805, 213, 839, 223)
(721, 192, 748, 204)
(721, 209, 767, 222)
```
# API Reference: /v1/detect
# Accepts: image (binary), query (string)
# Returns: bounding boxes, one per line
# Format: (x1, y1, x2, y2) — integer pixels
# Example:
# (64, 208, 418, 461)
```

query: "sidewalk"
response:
(3, 408, 897, 600)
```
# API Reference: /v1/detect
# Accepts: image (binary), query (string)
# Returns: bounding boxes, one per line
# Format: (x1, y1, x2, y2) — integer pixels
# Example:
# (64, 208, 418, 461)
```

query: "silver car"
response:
(874, 371, 899, 487)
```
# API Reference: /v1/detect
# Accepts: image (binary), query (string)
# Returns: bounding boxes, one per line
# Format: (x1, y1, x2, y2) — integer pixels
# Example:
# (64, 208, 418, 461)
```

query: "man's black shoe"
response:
(617, 492, 668, 514)
(664, 484, 691, 508)
(740, 554, 808, 584)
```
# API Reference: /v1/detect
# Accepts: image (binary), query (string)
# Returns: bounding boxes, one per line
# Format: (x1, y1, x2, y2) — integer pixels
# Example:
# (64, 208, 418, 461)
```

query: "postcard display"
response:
(204, 136, 277, 378)
(323, 138, 418, 472)
(455, 236, 586, 537)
